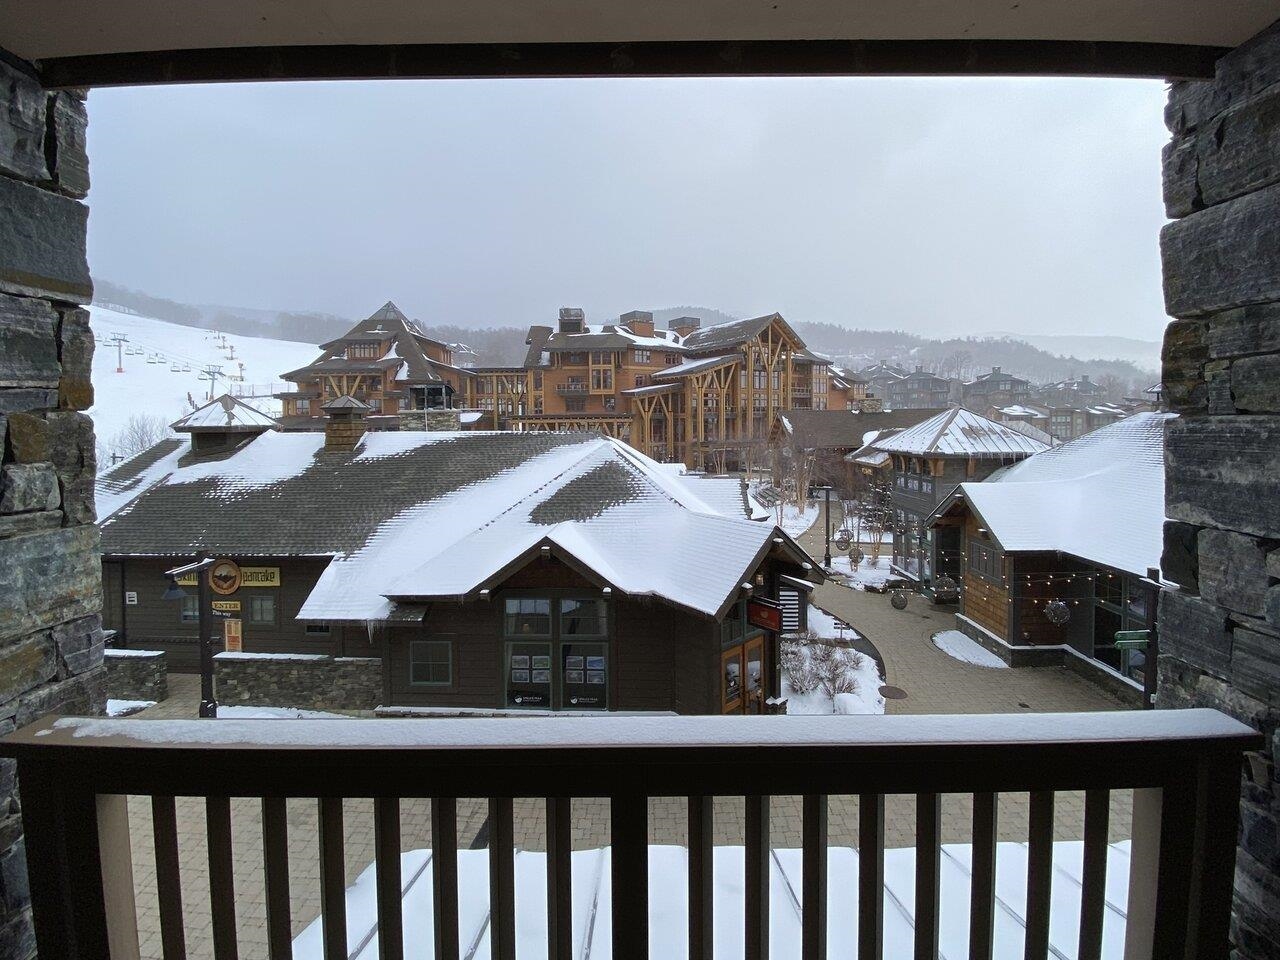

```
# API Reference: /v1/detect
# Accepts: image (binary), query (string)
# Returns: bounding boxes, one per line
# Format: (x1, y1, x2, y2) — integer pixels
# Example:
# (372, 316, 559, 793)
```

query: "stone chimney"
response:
(321, 396, 369, 451)
(670, 316, 701, 338)
(620, 310, 654, 337)
(859, 396, 884, 413)
(558, 307, 585, 334)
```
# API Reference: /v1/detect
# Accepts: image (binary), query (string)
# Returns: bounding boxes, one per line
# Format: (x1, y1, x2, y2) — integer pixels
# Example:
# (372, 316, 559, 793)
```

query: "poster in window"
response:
(565, 670, 584, 684)
(565, 655, 584, 670)
(511, 670, 530, 683)
(586, 656, 606, 671)
(532, 669, 552, 683)
(532, 655, 552, 670)
(563, 644, 607, 708)
(587, 671, 606, 684)
(510, 655, 529, 669)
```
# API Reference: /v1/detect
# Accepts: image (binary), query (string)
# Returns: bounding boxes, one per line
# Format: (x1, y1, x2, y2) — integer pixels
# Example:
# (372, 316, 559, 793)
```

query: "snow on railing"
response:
(0, 709, 1258, 960)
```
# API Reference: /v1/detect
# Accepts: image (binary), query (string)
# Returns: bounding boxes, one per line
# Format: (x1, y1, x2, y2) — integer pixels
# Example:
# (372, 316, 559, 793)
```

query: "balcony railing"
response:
(1, 709, 1257, 960)
(555, 382, 589, 394)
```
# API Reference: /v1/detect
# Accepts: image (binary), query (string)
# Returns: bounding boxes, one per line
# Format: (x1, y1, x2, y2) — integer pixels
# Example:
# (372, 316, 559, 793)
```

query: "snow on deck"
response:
(293, 841, 1132, 960)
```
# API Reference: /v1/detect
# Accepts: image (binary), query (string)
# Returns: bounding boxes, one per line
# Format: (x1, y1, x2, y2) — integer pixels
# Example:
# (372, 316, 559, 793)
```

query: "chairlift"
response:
(170, 363, 182, 372)
(146, 355, 159, 364)
(181, 363, 192, 372)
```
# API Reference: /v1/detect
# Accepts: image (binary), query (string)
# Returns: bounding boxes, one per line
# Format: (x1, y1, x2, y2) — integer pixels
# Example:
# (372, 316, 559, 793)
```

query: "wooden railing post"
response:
(1124, 787, 1162, 960)
(17, 760, 113, 960)
(97, 795, 141, 960)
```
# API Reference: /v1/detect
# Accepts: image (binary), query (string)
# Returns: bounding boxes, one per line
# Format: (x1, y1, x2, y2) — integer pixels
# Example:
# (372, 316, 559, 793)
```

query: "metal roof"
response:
(865, 407, 1050, 457)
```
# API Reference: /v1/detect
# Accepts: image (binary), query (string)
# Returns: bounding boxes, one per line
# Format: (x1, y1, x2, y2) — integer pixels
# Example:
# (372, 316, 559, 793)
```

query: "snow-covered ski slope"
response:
(87, 306, 317, 458)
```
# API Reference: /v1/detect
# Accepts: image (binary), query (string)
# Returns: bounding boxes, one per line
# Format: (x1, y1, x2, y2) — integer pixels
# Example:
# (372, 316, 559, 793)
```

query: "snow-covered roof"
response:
(97, 430, 816, 621)
(996, 404, 1046, 419)
(170, 394, 278, 432)
(651, 354, 739, 380)
(931, 412, 1173, 577)
(865, 408, 1050, 458)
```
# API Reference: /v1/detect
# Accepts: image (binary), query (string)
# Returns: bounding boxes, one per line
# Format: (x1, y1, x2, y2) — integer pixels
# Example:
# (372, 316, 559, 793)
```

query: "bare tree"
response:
(109, 413, 172, 461)
(854, 473, 894, 562)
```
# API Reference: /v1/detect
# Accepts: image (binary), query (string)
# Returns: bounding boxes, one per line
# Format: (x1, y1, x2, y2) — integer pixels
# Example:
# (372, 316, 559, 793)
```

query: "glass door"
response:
(744, 635, 766, 715)
(721, 647, 744, 714)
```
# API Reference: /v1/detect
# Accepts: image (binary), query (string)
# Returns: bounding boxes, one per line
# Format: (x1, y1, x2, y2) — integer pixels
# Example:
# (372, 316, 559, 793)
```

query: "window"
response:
(633, 349, 651, 363)
(591, 368, 613, 390)
(634, 375, 648, 387)
(560, 642, 607, 709)
(565, 397, 586, 412)
(505, 597, 552, 636)
(968, 540, 1001, 583)
(180, 595, 199, 622)
(603, 396, 616, 411)
(590, 350, 612, 364)
(564, 351, 588, 365)
(347, 342, 380, 359)
(505, 641, 553, 708)
(296, 398, 310, 415)
(665, 353, 680, 365)
(561, 598, 607, 635)
(409, 640, 452, 685)
(304, 622, 331, 636)
(248, 594, 277, 625)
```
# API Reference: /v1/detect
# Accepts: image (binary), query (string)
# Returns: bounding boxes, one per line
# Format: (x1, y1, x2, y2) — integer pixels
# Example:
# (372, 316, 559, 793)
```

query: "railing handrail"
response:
(1, 709, 1258, 798)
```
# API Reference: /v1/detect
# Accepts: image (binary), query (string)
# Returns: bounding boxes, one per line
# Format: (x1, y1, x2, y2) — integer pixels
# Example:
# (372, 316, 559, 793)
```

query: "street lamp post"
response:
(811, 484, 833, 568)
(163, 552, 219, 718)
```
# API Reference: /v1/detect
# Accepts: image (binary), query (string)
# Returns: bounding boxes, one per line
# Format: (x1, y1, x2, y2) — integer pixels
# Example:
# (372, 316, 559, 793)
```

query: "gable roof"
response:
(778, 409, 946, 451)
(863, 407, 1050, 458)
(930, 413, 1173, 576)
(283, 301, 461, 385)
(96, 430, 816, 621)
(679, 313, 802, 354)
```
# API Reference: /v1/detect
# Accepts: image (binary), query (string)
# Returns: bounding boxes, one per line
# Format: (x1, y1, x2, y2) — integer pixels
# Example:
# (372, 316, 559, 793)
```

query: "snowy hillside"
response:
(88, 307, 318, 467)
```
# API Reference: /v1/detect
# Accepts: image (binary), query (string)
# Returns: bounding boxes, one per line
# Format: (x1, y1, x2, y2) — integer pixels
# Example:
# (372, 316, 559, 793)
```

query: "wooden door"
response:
(721, 647, 744, 714)
(744, 635, 766, 715)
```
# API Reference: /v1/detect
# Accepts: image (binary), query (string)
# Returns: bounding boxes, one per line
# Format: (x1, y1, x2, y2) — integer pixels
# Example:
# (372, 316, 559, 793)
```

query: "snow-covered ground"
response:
(294, 840, 1132, 960)
(216, 704, 349, 719)
(105, 699, 155, 717)
(932, 630, 1009, 669)
(775, 501, 819, 539)
(829, 554, 893, 591)
(88, 307, 317, 464)
(779, 603, 884, 715)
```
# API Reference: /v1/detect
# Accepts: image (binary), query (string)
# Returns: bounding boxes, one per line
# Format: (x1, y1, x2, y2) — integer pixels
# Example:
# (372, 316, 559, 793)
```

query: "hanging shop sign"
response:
(211, 600, 241, 613)
(746, 598, 782, 632)
(223, 619, 243, 652)
(209, 559, 242, 595)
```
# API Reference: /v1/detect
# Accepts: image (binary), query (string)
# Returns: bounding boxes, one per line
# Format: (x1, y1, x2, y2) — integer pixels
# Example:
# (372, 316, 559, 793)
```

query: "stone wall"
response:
(0, 55, 101, 960)
(104, 649, 168, 702)
(214, 652, 382, 712)
(1158, 18, 1280, 959)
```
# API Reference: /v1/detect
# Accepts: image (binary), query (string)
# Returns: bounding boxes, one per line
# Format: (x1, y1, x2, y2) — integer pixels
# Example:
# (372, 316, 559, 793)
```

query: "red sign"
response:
(747, 599, 782, 632)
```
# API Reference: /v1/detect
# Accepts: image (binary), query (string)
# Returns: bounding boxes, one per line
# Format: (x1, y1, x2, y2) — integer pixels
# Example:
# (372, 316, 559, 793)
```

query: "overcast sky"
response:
(87, 77, 1171, 338)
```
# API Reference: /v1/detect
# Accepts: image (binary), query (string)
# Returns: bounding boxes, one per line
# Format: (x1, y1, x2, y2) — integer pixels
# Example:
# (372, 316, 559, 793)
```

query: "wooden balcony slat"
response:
(914, 793, 940, 960)
(1024, 791, 1055, 960)
(688, 796, 714, 960)
(261, 797, 291, 960)
(968, 792, 997, 960)
(206, 796, 239, 960)
(488, 798, 516, 960)
(802, 794, 827, 960)
(319, 797, 348, 960)
(152, 796, 188, 960)
(745, 795, 770, 960)
(432, 797, 460, 960)
(611, 794, 648, 960)
(858, 793, 884, 960)
(374, 797, 404, 960)
(1077, 789, 1109, 960)
(546, 797, 573, 960)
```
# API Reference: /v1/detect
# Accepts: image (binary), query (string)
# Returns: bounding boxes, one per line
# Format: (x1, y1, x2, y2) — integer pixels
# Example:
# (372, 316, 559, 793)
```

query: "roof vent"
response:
(558, 307, 585, 334)
(669, 316, 700, 337)
(620, 310, 655, 337)
(322, 395, 370, 452)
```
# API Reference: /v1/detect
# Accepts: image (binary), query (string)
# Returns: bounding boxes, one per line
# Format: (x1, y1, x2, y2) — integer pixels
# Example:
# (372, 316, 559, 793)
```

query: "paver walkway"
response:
(121, 500, 1136, 958)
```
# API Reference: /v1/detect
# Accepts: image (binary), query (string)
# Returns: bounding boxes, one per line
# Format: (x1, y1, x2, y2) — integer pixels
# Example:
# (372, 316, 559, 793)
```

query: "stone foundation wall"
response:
(0, 55, 100, 960)
(104, 649, 168, 702)
(214, 652, 382, 712)
(1159, 19, 1280, 959)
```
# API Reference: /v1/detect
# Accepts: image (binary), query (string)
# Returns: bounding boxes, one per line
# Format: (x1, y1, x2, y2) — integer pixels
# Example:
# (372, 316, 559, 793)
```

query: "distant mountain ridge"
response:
(981, 331, 1161, 371)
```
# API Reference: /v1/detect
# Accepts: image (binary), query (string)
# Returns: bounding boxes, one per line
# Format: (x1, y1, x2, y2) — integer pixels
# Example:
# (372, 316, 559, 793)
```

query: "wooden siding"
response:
(962, 571, 1009, 640)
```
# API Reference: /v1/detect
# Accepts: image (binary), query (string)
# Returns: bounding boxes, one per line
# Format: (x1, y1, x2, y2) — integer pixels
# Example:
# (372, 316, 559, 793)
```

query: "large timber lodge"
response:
(277, 301, 868, 470)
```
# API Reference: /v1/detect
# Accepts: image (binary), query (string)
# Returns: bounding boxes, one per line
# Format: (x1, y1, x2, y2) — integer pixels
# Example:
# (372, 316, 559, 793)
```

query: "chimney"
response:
(558, 307, 585, 334)
(322, 396, 369, 451)
(992, 366, 1001, 374)
(670, 316, 701, 338)
(620, 310, 654, 337)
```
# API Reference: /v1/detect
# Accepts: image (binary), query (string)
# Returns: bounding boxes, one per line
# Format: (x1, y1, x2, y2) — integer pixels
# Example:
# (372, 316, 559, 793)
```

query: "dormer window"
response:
(347, 342, 381, 360)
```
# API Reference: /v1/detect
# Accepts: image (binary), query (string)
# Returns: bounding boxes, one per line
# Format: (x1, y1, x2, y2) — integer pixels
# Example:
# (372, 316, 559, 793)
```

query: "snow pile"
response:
(216, 705, 348, 719)
(88, 307, 317, 456)
(776, 501, 819, 539)
(105, 699, 155, 717)
(829, 554, 893, 591)
(294, 841, 1131, 960)
(780, 604, 883, 715)
(932, 630, 1009, 669)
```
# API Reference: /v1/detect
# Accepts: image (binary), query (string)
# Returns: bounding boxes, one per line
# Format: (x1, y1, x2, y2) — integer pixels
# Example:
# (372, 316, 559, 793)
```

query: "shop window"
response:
(409, 639, 453, 686)
(248, 594, 277, 625)
(561, 642, 608, 709)
(967, 540, 1001, 583)
(180, 595, 199, 623)
(506, 641, 553, 708)
(505, 597, 552, 636)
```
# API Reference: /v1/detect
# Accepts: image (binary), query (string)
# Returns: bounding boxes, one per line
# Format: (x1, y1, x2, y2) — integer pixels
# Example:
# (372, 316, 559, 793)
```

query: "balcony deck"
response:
(1, 709, 1259, 960)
